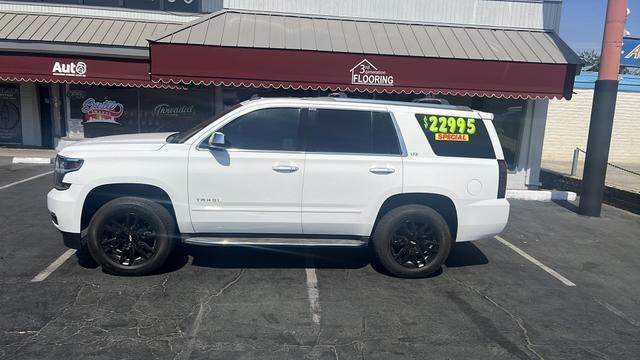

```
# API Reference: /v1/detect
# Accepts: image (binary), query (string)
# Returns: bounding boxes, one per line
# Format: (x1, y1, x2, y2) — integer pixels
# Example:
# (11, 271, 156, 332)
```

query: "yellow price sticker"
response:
(421, 115, 476, 135)
(435, 133, 469, 141)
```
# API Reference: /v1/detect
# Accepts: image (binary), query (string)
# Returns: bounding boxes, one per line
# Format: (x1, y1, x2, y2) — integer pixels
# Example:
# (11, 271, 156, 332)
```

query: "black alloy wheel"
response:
(372, 204, 452, 278)
(87, 197, 176, 276)
(99, 212, 158, 267)
(390, 219, 440, 269)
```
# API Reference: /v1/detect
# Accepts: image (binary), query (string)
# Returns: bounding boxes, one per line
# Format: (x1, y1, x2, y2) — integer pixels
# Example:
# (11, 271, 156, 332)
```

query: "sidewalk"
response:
(0, 147, 57, 164)
(543, 160, 640, 194)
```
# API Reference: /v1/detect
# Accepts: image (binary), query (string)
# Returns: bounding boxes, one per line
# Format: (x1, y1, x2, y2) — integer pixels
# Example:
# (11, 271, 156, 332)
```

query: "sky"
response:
(560, 0, 640, 52)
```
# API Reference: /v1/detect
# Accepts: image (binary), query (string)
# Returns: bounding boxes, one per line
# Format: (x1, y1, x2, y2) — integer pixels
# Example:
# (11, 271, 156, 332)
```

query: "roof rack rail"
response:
(412, 97, 450, 105)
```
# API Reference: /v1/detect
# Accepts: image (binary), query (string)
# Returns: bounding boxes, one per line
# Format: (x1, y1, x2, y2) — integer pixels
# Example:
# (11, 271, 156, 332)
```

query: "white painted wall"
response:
(214, 0, 562, 31)
(543, 89, 639, 164)
(1, 0, 562, 30)
(19, 82, 41, 147)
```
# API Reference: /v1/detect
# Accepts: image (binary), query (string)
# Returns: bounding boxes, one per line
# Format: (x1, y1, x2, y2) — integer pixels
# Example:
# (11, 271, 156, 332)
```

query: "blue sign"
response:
(621, 37, 640, 67)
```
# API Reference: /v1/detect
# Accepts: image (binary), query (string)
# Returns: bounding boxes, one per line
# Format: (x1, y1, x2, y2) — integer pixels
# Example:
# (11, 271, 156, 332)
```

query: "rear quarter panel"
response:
(391, 108, 505, 241)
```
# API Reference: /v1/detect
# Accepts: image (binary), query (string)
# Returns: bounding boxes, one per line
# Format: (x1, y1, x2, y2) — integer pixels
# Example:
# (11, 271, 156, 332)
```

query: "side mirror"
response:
(207, 131, 227, 149)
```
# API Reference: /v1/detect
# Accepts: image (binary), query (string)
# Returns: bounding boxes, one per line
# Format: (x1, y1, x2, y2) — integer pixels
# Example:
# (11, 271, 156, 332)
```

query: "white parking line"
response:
(495, 236, 576, 287)
(31, 249, 76, 282)
(0, 171, 53, 190)
(305, 266, 321, 326)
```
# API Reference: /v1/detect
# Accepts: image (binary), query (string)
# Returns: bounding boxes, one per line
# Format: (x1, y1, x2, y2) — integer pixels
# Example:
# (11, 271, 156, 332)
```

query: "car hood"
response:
(59, 133, 175, 155)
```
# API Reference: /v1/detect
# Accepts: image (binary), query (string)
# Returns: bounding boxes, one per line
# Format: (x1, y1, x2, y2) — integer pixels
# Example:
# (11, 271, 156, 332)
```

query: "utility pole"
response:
(578, 0, 628, 217)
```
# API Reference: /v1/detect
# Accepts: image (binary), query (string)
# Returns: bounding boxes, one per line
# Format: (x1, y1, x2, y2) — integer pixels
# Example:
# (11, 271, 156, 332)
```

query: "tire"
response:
(372, 205, 452, 278)
(87, 196, 176, 276)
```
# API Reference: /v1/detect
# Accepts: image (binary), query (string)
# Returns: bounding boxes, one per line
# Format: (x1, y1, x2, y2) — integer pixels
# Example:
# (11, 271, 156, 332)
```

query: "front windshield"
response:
(167, 103, 243, 143)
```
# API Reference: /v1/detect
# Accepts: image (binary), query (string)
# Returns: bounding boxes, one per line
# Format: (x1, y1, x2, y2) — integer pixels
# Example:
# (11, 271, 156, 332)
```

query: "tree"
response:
(622, 66, 640, 75)
(576, 49, 640, 74)
(578, 49, 600, 71)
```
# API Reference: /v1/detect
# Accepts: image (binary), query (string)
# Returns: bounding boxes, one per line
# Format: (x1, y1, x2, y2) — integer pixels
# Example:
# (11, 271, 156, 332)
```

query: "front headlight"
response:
(54, 155, 84, 190)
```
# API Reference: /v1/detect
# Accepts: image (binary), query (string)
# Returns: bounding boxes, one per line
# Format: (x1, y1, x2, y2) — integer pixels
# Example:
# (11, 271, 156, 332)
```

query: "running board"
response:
(183, 236, 368, 247)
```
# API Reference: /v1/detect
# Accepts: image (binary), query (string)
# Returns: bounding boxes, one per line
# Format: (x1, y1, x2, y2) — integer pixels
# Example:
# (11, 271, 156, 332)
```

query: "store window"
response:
(36, 0, 82, 4)
(220, 87, 324, 109)
(480, 99, 527, 171)
(67, 86, 138, 138)
(19, 0, 202, 12)
(66, 85, 213, 138)
(84, 0, 123, 6)
(122, 0, 160, 10)
(0, 84, 22, 145)
(162, 0, 200, 12)
(139, 88, 213, 133)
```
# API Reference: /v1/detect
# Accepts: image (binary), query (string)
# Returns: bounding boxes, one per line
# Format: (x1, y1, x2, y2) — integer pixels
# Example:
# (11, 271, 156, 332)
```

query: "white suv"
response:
(48, 97, 509, 278)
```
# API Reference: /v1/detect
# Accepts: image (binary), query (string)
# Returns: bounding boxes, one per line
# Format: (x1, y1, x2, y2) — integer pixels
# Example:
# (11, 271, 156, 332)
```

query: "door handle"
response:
(272, 165, 299, 173)
(369, 167, 395, 175)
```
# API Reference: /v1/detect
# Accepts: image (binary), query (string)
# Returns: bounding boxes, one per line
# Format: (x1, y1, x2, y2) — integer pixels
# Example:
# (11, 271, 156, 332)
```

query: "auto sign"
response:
(621, 37, 640, 68)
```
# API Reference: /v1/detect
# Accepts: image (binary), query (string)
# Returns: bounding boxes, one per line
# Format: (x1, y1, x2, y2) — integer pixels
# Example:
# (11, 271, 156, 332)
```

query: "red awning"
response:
(150, 44, 580, 100)
(148, 10, 583, 100)
(0, 53, 172, 89)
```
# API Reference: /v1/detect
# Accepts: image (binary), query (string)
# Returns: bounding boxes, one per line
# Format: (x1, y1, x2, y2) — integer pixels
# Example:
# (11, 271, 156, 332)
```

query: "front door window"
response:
(221, 108, 303, 151)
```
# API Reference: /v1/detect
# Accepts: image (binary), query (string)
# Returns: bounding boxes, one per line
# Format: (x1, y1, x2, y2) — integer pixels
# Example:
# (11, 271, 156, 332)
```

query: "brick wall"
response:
(543, 89, 639, 164)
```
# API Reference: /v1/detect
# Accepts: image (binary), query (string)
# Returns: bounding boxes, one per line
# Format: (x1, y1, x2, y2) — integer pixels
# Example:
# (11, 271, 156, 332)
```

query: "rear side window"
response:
(306, 109, 402, 155)
(415, 113, 495, 159)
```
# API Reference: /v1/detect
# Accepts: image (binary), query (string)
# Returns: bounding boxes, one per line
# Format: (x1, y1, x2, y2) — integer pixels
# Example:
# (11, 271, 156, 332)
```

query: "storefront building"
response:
(0, 0, 581, 189)
(544, 72, 640, 165)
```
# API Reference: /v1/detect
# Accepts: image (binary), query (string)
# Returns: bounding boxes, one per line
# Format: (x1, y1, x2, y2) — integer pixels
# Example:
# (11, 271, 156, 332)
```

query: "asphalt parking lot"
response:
(1, 162, 639, 360)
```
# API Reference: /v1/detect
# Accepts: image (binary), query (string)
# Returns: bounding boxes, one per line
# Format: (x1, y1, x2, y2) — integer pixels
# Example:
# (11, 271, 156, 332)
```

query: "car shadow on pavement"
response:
(155, 241, 489, 276)
(184, 244, 371, 270)
(445, 242, 489, 268)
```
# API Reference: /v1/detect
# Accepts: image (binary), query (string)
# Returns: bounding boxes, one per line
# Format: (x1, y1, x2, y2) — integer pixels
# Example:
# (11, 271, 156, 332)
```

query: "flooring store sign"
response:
(350, 59, 394, 87)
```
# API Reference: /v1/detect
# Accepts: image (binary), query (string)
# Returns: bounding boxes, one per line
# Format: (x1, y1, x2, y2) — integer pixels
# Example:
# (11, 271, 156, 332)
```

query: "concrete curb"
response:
(506, 189, 577, 201)
(11, 157, 53, 164)
(540, 169, 640, 214)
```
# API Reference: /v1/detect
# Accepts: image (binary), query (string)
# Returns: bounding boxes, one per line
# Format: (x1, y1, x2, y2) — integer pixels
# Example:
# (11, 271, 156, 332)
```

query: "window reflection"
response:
(481, 99, 526, 171)
(66, 85, 213, 138)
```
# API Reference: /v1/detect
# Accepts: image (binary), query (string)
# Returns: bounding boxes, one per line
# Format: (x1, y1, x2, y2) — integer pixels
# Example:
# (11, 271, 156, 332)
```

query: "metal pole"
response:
(571, 148, 580, 176)
(579, 0, 628, 217)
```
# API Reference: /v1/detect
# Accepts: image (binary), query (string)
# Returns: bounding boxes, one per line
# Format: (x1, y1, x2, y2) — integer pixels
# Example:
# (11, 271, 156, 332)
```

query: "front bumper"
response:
(60, 231, 82, 249)
(456, 198, 510, 242)
(47, 186, 83, 234)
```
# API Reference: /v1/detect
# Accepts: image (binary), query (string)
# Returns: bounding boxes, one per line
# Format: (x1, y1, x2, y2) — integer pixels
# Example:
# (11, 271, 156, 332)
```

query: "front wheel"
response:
(87, 197, 176, 276)
(372, 205, 452, 278)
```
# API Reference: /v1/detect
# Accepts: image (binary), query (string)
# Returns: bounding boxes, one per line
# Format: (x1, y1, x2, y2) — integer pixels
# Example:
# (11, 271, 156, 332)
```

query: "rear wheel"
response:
(372, 205, 452, 278)
(87, 197, 176, 276)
